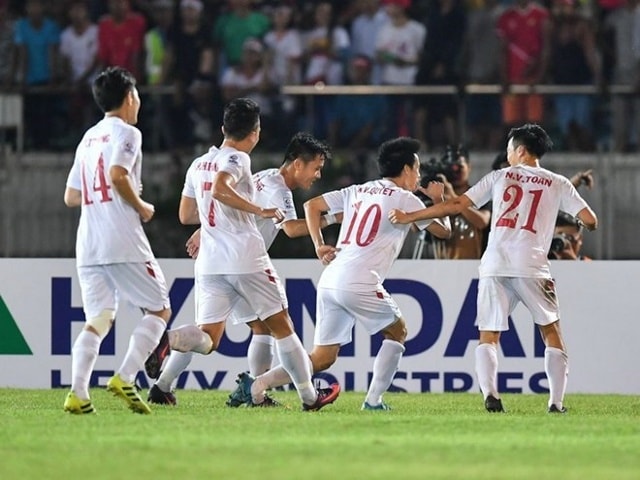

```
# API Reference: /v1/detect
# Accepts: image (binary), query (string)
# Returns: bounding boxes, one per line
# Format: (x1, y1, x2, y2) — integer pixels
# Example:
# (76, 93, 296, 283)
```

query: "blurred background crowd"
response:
(1, 0, 640, 157)
(1, 0, 638, 260)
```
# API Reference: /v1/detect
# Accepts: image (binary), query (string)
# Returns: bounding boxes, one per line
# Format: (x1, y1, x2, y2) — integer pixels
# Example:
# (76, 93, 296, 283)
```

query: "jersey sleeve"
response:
(110, 125, 141, 172)
(181, 162, 197, 198)
(273, 188, 298, 227)
(405, 193, 433, 231)
(322, 188, 347, 213)
(465, 171, 496, 208)
(66, 156, 81, 190)
(559, 177, 589, 217)
(218, 151, 249, 183)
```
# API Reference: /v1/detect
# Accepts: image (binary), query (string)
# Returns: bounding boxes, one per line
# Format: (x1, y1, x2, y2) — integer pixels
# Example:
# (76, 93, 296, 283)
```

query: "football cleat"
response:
(548, 404, 567, 414)
(107, 374, 152, 414)
(226, 371, 255, 407)
(147, 384, 177, 406)
(63, 391, 96, 414)
(144, 330, 171, 379)
(361, 401, 391, 411)
(485, 394, 505, 413)
(249, 394, 281, 408)
(302, 383, 341, 412)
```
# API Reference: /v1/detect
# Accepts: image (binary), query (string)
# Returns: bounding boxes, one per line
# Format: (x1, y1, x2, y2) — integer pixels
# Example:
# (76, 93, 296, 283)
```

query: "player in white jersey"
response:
(145, 132, 337, 406)
(62, 67, 172, 415)
(389, 124, 598, 414)
(228, 137, 452, 410)
(147, 98, 339, 410)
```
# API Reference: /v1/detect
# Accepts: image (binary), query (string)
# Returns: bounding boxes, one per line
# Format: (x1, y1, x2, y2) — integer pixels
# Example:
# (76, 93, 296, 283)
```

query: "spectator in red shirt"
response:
(97, 0, 146, 80)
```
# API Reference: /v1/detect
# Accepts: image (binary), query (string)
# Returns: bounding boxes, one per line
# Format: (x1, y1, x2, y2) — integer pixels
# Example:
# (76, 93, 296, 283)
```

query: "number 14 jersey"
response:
(466, 164, 589, 278)
(66, 116, 154, 266)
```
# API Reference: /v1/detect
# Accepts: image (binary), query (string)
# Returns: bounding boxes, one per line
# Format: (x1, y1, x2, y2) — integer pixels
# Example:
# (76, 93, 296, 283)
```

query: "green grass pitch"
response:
(0, 389, 638, 480)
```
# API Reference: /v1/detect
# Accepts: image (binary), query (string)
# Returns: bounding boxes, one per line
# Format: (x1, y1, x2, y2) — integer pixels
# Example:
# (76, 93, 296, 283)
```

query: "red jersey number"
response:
(495, 185, 542, 233)
(341, 201, 382, 247)
(81, 154, 113, 205)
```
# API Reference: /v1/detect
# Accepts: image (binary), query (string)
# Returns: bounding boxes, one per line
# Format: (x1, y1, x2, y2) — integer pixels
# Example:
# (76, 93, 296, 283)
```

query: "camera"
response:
(420, 145, 466, 187)
(549, 233, 571, 255)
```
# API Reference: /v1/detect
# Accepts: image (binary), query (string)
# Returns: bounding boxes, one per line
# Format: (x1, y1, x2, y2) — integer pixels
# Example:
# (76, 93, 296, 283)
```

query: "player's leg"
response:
(106, 261, 171, 414)
(150, 274, 236, 403)
(475, 277, 515, 412)
(518, 277, 568, 413)
(64, 266, 116, 414)
(354, 288, 406, 410)
(246, 320, 274, 376)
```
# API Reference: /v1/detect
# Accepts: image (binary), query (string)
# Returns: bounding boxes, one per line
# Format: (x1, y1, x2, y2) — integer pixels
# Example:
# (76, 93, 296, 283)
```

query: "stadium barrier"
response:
(1, 258, 637, 394)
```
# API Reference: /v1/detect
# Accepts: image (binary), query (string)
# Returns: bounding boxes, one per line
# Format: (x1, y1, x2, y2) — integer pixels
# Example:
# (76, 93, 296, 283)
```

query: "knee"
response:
(383, 319, 407, 344)
(85, 309, 115, 339)
(310, 349, 339, 372)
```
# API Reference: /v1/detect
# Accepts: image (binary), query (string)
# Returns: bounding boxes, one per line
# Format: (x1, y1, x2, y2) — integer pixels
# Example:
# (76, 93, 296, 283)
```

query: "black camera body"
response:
(420, 145, 466, 187)
(549, 233, 571, 254)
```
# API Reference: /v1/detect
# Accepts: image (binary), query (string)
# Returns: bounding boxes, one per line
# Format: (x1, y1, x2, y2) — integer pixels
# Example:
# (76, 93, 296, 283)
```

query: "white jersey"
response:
(466, 164, 589, 278)
(319, 179, 433, 291)
(253, 168, 298, 248)
(182, 146, 270, 274)
(66, 116, 154, 266)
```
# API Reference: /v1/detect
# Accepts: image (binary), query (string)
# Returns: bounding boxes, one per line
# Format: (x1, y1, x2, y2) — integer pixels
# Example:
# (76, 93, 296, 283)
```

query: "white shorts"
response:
(477, 276, 561, 331)
(77, 261, 170, 318)
(314, 286, 402, 346)
(229, 298, 258, 325)
(196, 269, 288, 325)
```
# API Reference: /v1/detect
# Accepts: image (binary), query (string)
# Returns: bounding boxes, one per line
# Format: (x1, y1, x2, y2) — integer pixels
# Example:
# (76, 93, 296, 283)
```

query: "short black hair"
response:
(223, 98, 261, 140)
(508, 123, 553, 158)
(92, 66, 136, 113)
(377, 137, 421, 178)
(282, 132, 330, 165)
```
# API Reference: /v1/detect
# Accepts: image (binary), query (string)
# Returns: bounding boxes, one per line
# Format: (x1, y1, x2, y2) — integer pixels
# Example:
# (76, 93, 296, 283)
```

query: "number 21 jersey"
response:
(466, 164, 588, 278)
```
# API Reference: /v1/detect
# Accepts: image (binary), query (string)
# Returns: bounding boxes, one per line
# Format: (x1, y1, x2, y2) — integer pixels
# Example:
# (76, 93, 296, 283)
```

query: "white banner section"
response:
(0, 259, 637, 394)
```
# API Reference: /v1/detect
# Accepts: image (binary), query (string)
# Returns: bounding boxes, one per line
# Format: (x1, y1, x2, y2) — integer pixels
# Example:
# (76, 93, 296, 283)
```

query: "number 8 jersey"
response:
(66, 116, 154, 266)
(318, 179, 434, 292)
(466, 164, 589, 278)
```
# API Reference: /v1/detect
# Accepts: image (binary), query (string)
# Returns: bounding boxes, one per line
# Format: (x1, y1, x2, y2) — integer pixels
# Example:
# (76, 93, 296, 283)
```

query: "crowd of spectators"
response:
(0, 0, 638, 156)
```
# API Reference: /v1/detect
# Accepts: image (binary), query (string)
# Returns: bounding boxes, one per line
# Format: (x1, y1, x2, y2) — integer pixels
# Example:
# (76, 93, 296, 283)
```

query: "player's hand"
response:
(186, 229, 201, 259)
(435, 174, 455, 199)
(388, 209, 410, 225)
(316, 244, 340, 265)
(139, 201, 155, 223)
(259, 207, 284, 223)
(422, 181, 445, 203)
(570, 169, 594, 190)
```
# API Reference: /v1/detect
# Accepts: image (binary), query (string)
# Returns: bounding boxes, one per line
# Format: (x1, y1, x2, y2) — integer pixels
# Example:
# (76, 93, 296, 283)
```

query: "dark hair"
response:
(282, 132, 330, 165)
(377, 137, 421, 178)
(492, 151, 508, 171)
(508, 123, 553, 159)
(223, 98, 261, 140)
(92, 66, 136, 113)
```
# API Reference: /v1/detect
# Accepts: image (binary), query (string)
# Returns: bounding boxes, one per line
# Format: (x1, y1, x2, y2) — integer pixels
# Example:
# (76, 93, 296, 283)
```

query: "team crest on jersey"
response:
(123, 141, 135, 154)
(284, 197, 294, 209)
(228, 154, 239, 165)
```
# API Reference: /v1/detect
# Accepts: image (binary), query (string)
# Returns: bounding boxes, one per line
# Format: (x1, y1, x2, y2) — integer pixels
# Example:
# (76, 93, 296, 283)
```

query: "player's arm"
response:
(389, 194, 473, 225)
(109, 165, 155, 222)
(178, 195, 200, 225)
(63, 187, 82, 207)
(303, 195, 340, 263)
(212, 171, 282, 220)
(280, 212, 342, 238)
(576, 206, 598, 231)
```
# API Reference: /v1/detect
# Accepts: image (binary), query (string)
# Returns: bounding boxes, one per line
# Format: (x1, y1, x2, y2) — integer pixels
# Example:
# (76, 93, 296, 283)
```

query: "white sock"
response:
(71, 330, 101, 400)
(545, 346, 568, 409)
(274, 334, 316, 405)
(364, 339, 405, 406)
(156, 351, 194, 392)
(247, 334, 274, 376)
(252, 365, 293, 403)
(118, 314, 166, 384)
(475, 343, 499, 399)
(168, 324, 213, 354)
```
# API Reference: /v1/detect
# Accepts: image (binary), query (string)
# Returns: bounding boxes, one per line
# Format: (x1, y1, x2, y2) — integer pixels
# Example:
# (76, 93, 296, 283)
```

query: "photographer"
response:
(548, 211, 592, 260)
(424, 146, 491, 259)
